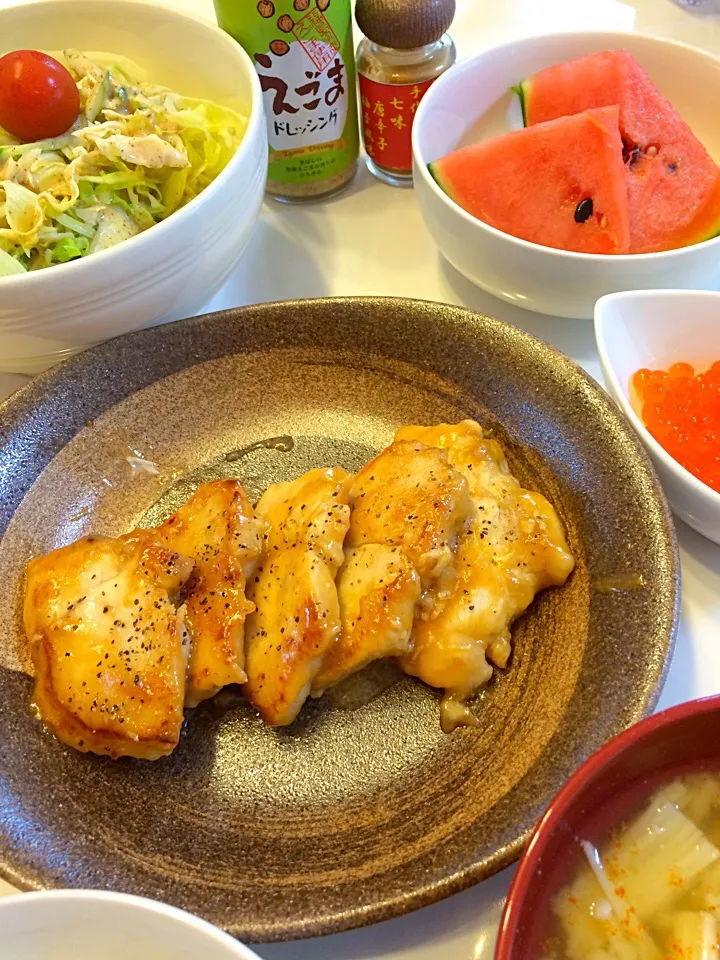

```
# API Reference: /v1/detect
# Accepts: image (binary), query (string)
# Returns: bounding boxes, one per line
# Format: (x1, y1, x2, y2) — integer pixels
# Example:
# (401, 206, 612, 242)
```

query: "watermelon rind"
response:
(694, 223, 720, 245)
(512, 82, 528, 127)
(428, 160, 448, 193)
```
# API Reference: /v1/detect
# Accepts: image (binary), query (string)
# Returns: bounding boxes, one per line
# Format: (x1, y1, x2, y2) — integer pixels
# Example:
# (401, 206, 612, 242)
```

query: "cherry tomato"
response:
(0, 50, 79, 142)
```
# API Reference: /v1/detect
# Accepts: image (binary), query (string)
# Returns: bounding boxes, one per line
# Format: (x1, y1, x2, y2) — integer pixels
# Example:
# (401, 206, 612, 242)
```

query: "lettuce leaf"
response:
(0, 246, 26, 276)
(52, 235, 90, 262)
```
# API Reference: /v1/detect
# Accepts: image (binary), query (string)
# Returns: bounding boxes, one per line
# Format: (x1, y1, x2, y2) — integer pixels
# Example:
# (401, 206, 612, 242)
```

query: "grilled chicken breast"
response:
(345, 439, 473, 600)
(150, 479, 265, 707)
(396, 421, 575, 728)
(312, 543, 421, 694)
(24, 534, 193, 759)
(244, 467, 350, 726)
(312, 440, 472, 694)
(255, 467, 349, 570)
(22, 422, 575, 752)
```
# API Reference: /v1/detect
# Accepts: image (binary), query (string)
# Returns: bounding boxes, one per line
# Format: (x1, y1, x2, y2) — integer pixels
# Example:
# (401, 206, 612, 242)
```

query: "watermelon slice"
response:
(518, 50, 720, 253)
(429, 105, 630, 255)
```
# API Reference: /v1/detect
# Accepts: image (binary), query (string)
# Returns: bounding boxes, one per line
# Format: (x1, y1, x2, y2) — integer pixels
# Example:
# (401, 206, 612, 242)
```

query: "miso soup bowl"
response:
(495, 695, 720, 960)
(412, 31, 720, 319)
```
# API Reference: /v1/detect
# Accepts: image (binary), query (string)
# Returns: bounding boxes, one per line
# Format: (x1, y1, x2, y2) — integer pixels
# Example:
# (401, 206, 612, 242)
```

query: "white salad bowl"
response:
(413, 31, 720, 319)
(595, 288, 720, 544)
(0, 890, 261, 960)
(0, 0, 267, 374)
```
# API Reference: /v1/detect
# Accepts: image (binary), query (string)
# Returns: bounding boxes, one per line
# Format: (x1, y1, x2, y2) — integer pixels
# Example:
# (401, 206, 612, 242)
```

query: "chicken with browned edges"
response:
(344, 440, 472, 598)
(312, 544, 421, 694)
(312, 441, 472, 693)
(24, 534, 193, 759)
(244, 467, 350, 726)
(395, 421, 575, 730)
(149, 479, 265, 707)
(22, 419, 575, 757)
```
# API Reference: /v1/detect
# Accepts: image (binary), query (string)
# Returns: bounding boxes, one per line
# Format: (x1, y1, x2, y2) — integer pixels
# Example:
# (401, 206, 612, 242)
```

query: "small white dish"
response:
(0, 889, 261, 960)
(0, 0, 267, 374)
(412, 31, 720, 319)
(595, 288, 720, 543)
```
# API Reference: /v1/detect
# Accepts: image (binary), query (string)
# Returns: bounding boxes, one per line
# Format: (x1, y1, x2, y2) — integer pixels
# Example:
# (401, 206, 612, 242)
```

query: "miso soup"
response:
(544, 772, 720, 960)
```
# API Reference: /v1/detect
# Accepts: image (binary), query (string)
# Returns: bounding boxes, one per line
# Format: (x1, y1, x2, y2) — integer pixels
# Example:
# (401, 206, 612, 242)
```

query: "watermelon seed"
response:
(622, 136, 644, 170)
(668, 162, 677, 175)
(574, 198, 593, 224)
(621, 137, 638, 163)
(646, 145, 658, 158)
(627, 146, 642, 170)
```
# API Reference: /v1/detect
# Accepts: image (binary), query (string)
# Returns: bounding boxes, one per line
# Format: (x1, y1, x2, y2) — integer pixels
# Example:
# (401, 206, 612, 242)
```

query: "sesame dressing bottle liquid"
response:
(355, 0, 456, 187)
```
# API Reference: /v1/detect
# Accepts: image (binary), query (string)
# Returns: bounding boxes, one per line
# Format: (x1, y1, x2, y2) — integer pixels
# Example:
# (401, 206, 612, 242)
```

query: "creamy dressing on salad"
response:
(0, 49, 248, 274)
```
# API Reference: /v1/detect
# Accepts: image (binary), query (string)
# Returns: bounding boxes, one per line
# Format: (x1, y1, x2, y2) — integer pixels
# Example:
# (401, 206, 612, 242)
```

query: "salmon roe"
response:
(632, 361, 720, 493)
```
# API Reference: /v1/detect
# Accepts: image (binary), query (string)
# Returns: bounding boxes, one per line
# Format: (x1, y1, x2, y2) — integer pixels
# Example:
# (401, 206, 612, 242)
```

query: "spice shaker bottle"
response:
(214, 0, 360, 201)
(355, 0, 456, 186)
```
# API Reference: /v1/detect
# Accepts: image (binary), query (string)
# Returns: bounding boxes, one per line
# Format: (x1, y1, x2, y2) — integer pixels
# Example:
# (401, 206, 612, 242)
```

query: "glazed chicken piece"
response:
(395, 421, 575, 729)
(255, 467, 350, 570)
(345, 439, 473, 601)
(24, 534, 193, 760)
(312, 544, 421, 694)
(312, 440, 472, 693)
(150, 479, 265, 707)
(244, 467, 351, 726)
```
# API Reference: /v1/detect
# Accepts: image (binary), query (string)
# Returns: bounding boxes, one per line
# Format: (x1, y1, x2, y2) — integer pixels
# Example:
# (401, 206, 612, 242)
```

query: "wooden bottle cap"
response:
(355, 0, 456, 50)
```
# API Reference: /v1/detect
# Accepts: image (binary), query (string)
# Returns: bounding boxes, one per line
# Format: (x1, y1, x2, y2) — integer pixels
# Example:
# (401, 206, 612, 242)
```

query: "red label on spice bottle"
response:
(358, 75, 435, 173)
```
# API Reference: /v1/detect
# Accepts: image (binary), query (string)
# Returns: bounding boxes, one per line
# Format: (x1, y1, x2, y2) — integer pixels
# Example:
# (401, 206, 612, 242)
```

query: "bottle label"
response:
(214, 0, 359, 189)
(359, 75, 435, 173)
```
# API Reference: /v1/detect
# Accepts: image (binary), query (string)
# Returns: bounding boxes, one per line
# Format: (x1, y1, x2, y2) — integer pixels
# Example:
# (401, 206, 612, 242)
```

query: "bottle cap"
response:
(355, 0, 455, 50)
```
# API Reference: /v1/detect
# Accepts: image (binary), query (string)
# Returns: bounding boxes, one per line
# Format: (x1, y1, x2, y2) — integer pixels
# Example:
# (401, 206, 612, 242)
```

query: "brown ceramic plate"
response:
(0, 298, 678, 942)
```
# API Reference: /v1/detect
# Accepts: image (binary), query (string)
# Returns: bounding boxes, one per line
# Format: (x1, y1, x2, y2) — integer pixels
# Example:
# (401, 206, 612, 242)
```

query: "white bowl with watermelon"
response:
(413, 32, 720, 319)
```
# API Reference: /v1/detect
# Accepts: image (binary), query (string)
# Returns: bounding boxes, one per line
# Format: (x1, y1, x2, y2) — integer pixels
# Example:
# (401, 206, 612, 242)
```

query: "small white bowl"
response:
(595, 288, 720, 544)
(0, 0, 267, 374)
(0, 889, 261, 960)
(412, 31, 720, 319)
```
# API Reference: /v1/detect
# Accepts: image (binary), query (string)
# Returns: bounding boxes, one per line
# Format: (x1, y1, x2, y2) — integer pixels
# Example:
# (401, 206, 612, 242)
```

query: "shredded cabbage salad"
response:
(0, 50, 248, 275)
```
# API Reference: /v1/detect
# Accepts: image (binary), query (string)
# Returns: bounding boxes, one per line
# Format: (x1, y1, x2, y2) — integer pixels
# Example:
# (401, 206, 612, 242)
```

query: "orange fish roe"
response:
(632, 361, 720, 493)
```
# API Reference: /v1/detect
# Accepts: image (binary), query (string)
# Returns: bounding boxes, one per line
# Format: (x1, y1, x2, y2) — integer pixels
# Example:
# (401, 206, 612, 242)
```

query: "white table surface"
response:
(2, 0, 720, 957)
